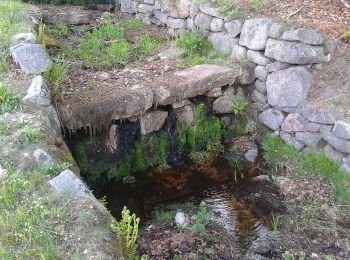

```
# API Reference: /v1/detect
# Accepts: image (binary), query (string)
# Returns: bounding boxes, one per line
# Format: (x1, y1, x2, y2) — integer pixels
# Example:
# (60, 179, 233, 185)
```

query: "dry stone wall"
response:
(118, 0, 350, 173)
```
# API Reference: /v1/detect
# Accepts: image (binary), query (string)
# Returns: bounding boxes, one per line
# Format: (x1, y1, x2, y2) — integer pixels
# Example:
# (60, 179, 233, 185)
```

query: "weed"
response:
(193, 201, 212, 236)
(0, 123, 10, 135)
(87, 79, 94, 90)
(0, 86, 19, 115)
(250, 0, 269, 11)
(180, 52, 228, 68)
(139, 35, 163, 56)
(342, 30, 350, 43)
(270, 214, 280, 231)
(119, 20, 144, 30)
(232, 98, 249, 115)
(142, 131, 170, 170)
(44, 58, 68, 98)
(41, 162, 72, 176)
(56, 23, 70, 38)
(175, 29, 213, 55)
(111, 206, 140, 259)
(19, 126, 44, 144)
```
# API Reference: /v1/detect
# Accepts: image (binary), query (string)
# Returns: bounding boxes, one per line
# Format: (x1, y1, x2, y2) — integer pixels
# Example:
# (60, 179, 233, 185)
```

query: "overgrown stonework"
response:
(116, 0, 350, 173)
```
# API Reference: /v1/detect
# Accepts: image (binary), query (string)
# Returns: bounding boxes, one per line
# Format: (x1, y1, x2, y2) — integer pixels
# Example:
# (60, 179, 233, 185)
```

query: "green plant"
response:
(110, 206, 140, 259)
(0, 86, 19, 114)
(87, 79, 94, 90)
(342, 30, 350, 43)
(139, 35, 163, 56)
(232, 98, 249, 115)
(270, 214, 280, 231)
(250, 0, 269, 11)
(40, 162, 72, 176)
(107, 155, 133, 182)
(19, 126, 44, 144)
(175, 29, 213, 55)
(56, 23, 70, 38)
(44, 58, 68, 98)
(119, 20, 144, 30)
(193, 201, 212, 236)
(0, 123, 10, 135)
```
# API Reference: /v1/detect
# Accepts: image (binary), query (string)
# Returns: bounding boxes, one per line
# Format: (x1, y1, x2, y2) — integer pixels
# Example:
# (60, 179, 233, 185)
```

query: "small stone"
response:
(194, 12, 212, 31)
(11, 33, 36, 46)
(332, 121, 350, 140)
(33, 149, 53, 167)
(295, 132, 323, 149)
(231, 43, 247, 61)
(244, 142, 259, 163)
(231, 62, 256, 85)
(154, 10, 168, 24)
(23, 76, 51, 107)
(167, 17, 186, 29)
(266, 61, 291, 73)
(258, 108, 285, 130)
(122, 175, 136, 184)
(311, 63, 323, 70)
(140, 110, 168, 135)
(206, 87, 222, 97)
(177, 105, 194, 125)
(210, 18, 224, 32)
(254, 80, 266, 94)
(174, 212, 190, 228)
(267, 22, 284, 39)
(302, 105, 335, 124)
(281, 113, 306, 132)
(247, 50, 271, 66)
(172, 99, 191, 109)
(178, 0, 191, 18)
(281, 28, 323, 45)
(138, 3, 154, 14)
(213, 95, 233, 114)
(305, 122, 321, 132)
(0, 165, 8, 180)
(224, 20, 242, 37)
(251, 90, 267, 104)
(239, 18, 273, 50)
(255, 65, 268, 81)
(280, 131, 305, 151)
(208, 32, 237, 54)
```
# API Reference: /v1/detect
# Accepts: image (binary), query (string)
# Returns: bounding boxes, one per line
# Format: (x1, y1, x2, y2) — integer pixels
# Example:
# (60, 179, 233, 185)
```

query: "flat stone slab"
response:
(10, 44, 52, 74)
(58, 63, 237, 130)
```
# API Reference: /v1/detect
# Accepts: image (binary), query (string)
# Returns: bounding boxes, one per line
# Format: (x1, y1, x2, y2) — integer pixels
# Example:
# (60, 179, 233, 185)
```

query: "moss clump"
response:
(176, 104, 224, 164)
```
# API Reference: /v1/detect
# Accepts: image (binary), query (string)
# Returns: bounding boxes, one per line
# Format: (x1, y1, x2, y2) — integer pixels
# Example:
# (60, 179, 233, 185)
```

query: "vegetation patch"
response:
(0, 86, 19, 115)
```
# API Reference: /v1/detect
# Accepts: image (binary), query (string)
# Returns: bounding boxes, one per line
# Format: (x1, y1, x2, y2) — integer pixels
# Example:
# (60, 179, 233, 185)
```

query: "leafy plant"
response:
(270, 214, 280, 231)
(175, 29, 212, 55)
(0, 86, 19, 114)
(232, 98, 249, 115)
(44, 58, 68, 98)
(111, 206, 140, 259)
(193, 201, 212, 236)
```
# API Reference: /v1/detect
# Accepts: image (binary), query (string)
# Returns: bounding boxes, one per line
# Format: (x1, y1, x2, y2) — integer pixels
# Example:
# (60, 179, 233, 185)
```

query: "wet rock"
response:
(280, 131, 305, 151)
(239, 19, 273, 50)
(301, 105, 335, 124)
(281, 113, 306, 132)
(33, 148, 53, 167)
(323, 144, 346, 164)
(194, 12, 212, 31)
(174, 212, 190, 228)
(154, 64, 236, 105)
(122, 175, 136, 184)
(265, 39, 325, 64)
(258, 108, 285, 130)
(10, 44, 52, 74)
(158, 48, 184, 60)
(224, 20, 243, 37)
(267, 22, 284, 39)
(282, 28, 323, 45)
(266, 61, 291, 73)
(231, 43, 247, 61)
(332, 121, 350, 140)
(11, 33, 36, 46)
(208, 32, 237, 54)
(254, 65, 268, 81)
(231, 62, 256, 85)
(140, 110, 168, 135)
(23, 76, 51, 107)
(177, 105, 194, 125)
(295, 132, 323, 149)
(266, 66, 312, 110)
(247, 50, 271, 66)
(210, 18, 224, 32)
(244, 142, 259, 163)
(254, 80, 267, 94)
(321, 131, 350, 153)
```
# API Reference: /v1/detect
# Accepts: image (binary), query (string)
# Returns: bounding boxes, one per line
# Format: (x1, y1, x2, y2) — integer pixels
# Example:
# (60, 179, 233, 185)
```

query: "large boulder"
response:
(281, 28, 323, 45)
(266, 66, 312, 111)
(265, 39, 326, 65)
(10, 44, 52, 74)
(208, 32, 237, 54)
(239, 19, 273, 50)
(258, 108, 285, 130)
(140, 110, 168, 135)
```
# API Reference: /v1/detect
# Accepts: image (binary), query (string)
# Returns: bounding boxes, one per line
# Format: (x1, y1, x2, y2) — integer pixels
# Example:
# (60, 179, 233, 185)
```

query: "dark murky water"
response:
(93, 157, 274, 253)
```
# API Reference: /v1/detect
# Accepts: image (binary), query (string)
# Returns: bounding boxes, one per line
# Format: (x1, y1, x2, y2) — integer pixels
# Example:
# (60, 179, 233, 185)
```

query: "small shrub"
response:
(193, 201, 211, 236)
(111, 206, 140, 259)
(175, 29, 212, 55)
(0, 86, 19, 114)
(232, 98, 249, 115)
(139, 35, 163, 56)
